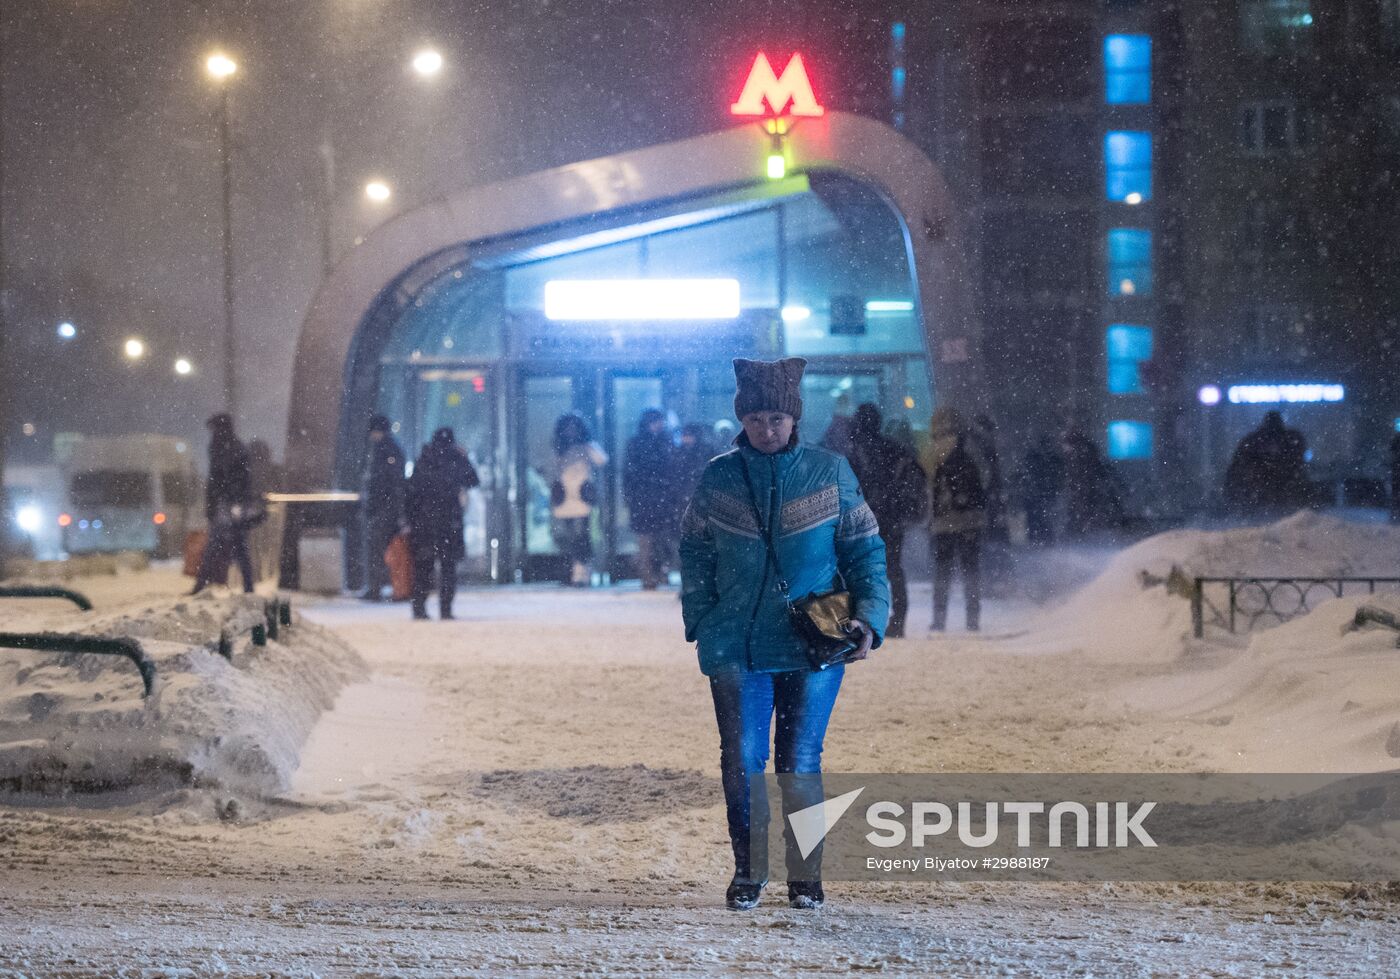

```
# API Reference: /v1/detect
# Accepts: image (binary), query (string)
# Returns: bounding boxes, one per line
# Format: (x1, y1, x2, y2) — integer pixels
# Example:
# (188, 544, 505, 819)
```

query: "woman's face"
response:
(741, 411, 795, 454)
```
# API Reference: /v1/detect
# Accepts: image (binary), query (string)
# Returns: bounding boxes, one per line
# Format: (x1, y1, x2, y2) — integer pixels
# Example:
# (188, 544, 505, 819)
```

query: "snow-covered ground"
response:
(2, 517, 1400, 976)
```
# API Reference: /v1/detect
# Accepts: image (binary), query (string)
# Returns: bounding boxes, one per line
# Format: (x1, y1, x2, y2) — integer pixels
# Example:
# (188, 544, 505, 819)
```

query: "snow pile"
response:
(0, 591, 366, 797)
(1107, 591, 1400, 771)
(1021, 512, 1400, 663)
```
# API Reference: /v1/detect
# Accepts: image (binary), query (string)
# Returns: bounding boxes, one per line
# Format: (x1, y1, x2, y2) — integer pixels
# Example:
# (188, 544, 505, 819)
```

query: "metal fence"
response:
(1191, 577, 1400, 638)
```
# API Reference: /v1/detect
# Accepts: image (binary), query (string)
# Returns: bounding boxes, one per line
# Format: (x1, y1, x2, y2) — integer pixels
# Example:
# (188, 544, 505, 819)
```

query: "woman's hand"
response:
(844, 618, 875, 661)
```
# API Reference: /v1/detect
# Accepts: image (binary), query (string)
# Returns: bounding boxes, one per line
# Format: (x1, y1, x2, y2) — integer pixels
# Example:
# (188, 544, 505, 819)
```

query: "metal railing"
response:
(0, 632, 155, 697)
(0, 597, 293, 694)
(218, 597, 293, 659)
(1192, 577, 1400, 638)
(0, 586, 93, 611)
(1351, 605, 1400, 644)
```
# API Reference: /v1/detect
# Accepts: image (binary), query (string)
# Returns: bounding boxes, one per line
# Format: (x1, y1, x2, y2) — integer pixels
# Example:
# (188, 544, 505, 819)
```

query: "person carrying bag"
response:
(679, 357, 891, 912)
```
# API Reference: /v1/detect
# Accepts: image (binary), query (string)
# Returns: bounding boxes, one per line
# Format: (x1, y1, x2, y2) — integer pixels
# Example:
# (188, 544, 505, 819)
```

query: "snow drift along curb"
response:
(0, 592, 366, 796)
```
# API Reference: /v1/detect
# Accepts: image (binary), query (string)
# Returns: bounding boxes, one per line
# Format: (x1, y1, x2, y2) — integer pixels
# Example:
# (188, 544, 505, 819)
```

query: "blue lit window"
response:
(891, 23, 907, 130)
(1105, 131, 1151, 202)
(1106, 324, 1153, 394)
(1104, 35, 1151, 104)
(1107, 420, 1154, 460)
(1107, 228, 1152, 297)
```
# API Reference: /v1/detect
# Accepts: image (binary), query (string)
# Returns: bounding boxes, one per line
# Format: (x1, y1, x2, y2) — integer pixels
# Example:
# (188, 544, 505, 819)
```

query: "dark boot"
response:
(725, 875, 766, 911)
(439, 558, 458, 621)
(788, 880, 825, 910)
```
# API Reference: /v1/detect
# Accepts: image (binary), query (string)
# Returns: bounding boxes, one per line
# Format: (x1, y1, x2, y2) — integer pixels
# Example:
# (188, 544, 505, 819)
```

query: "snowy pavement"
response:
(4, 521, 1400, 976)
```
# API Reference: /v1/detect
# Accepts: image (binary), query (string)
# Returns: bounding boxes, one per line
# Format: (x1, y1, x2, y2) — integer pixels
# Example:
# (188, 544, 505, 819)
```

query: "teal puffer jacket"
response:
(679, 439, 891, 676)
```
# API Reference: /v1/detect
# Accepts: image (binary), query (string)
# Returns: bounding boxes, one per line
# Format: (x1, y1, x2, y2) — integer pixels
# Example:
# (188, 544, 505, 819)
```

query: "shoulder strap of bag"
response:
(738, 455, 793, 606)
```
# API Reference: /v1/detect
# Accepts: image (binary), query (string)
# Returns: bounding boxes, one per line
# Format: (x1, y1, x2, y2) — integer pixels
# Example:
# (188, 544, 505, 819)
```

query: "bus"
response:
(59, 435, 199, 558)
(3, 464, 65, 561)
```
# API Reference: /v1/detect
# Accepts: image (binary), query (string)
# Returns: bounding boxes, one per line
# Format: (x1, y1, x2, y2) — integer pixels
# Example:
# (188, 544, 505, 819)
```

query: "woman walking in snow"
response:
(679, 357, 890, 911)
(550, 412, 608, 586)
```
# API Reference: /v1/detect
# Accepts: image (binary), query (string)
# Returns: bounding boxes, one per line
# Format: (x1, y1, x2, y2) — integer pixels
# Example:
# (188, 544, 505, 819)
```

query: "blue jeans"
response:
(709, 665, 844, 883)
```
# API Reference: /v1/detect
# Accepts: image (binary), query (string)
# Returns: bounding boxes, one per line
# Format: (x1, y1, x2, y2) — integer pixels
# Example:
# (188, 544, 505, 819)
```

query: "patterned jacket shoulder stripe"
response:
(779, 484, 840, 538)
(837, 499, 881, 540)
(707, 489, 759, 536)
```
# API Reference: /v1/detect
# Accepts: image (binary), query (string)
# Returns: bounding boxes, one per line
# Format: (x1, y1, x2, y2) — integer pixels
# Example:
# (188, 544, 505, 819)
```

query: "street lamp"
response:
(319, 46, 444, 274)
(207, 53, 237, 79)
(124, 337, 146, 360)
(205, 51, 239, 422)
(411, 48, 443, 78)
(174, 357, 193, 376)
(56, 321, 75, 339)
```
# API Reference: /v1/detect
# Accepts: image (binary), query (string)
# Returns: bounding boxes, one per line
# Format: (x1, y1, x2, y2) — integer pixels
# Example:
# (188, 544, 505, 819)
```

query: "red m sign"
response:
(730, 53, 825, 119)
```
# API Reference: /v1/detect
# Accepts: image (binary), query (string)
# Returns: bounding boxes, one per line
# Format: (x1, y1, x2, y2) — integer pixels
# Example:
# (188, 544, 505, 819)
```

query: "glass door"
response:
(800, 369, 885, 452)
(605, 373, 666, 581)
(517, 373, 579, 581)
(411, 367, 497, 579)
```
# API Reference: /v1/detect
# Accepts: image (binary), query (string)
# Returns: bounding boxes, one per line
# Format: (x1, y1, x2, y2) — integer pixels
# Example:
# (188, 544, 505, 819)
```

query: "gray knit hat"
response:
(733, 357, 806, 421)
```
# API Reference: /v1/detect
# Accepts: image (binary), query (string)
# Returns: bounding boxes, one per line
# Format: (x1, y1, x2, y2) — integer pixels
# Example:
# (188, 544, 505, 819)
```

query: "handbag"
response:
(384, 531, 414, 601)
(740, 458, 862, 671)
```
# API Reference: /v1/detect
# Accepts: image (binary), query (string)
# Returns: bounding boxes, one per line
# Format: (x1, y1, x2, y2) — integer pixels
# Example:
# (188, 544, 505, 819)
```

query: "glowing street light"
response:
(364, 180, 392, 203)
(411, 48, 444, 77)
(124, 338, 146, 360)
(56, 321, 76, 339)
(206, 53, 238, 80)
(15, 506, 42, 534)
(174, 357, 194, 376)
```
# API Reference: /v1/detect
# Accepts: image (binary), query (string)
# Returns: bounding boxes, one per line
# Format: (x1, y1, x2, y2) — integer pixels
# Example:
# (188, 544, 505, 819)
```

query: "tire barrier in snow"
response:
(1192, 576, 1400, 638)
(0, 585, 94, 611)
(0, 631, 155, 697)
(1349, 605, 1400, 646)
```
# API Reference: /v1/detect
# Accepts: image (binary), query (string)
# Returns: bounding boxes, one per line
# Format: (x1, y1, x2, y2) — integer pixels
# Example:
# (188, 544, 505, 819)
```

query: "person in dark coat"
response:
(819, 393, 856, 458)
(623, 408, 677, 589)
(921, 407, 988, 631)
(1062, 430, 1125, 540)
(970, 414, 1011, 595)
(406, 427, 480, 620)
(674, 422, 715, 505)
(360, 415, 406, 601)
(848, 403, 927, 638)
(1223, 411, 1309, 515)
(1019, 435, 1065, 548)
(1390, 433, 1400, 525)
(247, 439, 283, 500)
(192, 413, 256, 594)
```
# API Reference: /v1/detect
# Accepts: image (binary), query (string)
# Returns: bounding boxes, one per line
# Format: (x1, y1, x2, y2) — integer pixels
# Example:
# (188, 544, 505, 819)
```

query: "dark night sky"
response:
(2, 0, 892, 461)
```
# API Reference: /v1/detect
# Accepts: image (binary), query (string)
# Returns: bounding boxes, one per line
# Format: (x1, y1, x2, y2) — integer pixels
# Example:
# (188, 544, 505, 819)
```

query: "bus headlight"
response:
(15, 505, 42, 534)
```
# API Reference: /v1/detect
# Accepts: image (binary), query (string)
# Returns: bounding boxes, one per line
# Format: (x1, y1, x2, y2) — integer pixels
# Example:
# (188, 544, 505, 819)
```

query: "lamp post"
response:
(0, 15, 8, 579)
(318, 48, 442, 274)
(206, 52, 239, 422)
